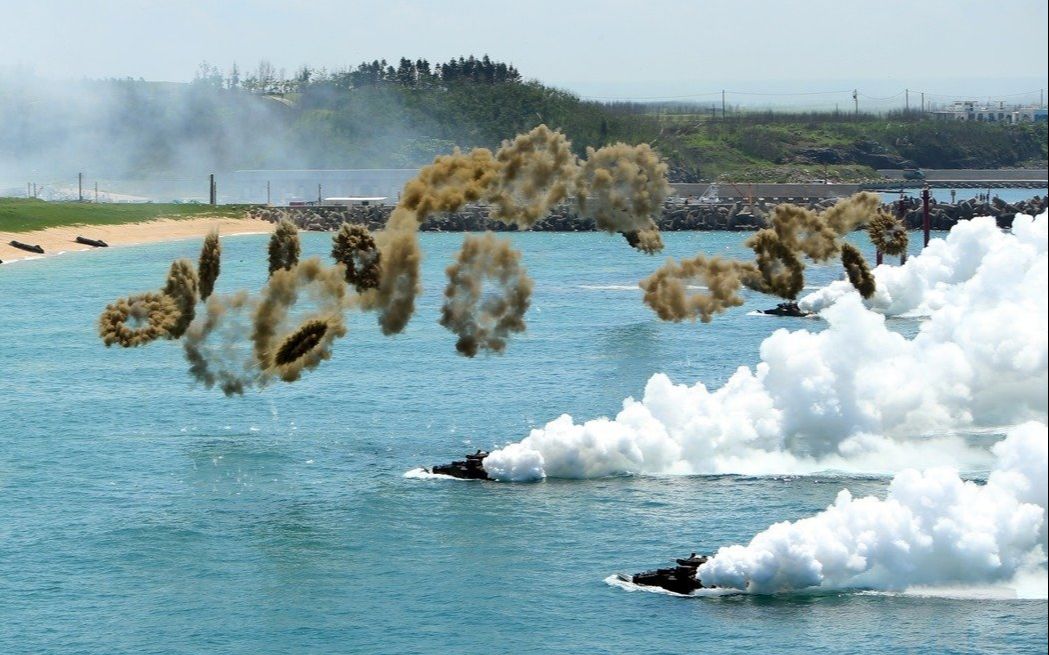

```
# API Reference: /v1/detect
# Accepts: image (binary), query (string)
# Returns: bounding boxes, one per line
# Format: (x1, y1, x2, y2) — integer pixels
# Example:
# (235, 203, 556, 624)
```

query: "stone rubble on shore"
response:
(245, 194, 1047, 233)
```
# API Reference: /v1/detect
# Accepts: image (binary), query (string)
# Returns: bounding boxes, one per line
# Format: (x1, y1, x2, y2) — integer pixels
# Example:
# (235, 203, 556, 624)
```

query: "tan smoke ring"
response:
(98, 292, 180, 347)
(253, 258, 349, 382)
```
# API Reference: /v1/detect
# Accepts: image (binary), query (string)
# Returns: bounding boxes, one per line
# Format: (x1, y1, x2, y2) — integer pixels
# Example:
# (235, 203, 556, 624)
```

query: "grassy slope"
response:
(0, 198, 245, 233)
(673, 115, 1047, 181)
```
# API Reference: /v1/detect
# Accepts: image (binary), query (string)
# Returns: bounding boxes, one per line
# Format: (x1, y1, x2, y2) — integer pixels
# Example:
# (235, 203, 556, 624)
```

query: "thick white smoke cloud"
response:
(697, 421, 1047, 597)
(484, 214, 1048, 481)
(799, 215, 1045, 316)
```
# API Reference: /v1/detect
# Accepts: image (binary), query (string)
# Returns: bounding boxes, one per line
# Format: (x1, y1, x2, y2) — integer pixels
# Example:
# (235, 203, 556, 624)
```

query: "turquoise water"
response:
(1, 230, 1045, 654)
(878, 187, 1047, 204)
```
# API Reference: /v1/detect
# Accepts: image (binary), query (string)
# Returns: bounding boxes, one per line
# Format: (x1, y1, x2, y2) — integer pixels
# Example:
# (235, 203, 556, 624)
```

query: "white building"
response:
(931, 101, 1046, 123)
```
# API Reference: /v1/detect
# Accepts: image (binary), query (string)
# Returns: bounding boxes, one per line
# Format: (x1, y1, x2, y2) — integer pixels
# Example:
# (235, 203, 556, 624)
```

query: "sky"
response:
(2, 0, 1047, 105)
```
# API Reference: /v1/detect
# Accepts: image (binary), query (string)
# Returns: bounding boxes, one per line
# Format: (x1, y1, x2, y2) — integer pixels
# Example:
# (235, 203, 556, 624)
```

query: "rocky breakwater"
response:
(246, 201, 783, 233)
(246, 194, 1047, 234)
(888, 195, 1047, 230)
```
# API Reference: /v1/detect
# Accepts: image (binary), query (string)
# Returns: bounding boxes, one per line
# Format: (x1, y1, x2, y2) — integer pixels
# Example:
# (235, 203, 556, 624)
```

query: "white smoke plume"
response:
(697, 421, 1047, 597)
(483, 214, 1048, 481)
(800, 215, 1045, 316)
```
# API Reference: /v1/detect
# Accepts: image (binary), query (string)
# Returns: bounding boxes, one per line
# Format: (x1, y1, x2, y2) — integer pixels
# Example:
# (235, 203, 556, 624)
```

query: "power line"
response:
(579, 87, 1043, 103)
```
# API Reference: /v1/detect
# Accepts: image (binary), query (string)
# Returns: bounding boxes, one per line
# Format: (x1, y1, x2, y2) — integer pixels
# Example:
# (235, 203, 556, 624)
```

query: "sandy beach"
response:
(1, 216, 272, 263)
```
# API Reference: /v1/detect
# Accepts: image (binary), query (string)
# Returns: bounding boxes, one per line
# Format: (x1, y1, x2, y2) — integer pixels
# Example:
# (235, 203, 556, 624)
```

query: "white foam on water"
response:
(603, 574, 740, 598)
(403, 467, 471, 481)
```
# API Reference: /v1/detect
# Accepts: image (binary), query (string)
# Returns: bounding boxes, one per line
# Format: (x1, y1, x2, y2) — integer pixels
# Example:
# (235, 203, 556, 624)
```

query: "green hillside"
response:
(2, 56, 1045, 184)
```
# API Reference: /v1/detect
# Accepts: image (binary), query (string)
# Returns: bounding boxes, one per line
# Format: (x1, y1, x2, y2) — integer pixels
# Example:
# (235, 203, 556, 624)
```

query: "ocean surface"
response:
(876, 185, 1040, 203)
(877, 187, 1046, 204)
(1, 228, 1045, 654)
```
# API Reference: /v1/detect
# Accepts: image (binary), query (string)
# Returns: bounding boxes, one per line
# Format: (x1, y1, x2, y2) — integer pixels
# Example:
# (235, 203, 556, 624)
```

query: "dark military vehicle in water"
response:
(426, 450, 491, 480)
(760, 301, 813, 318)
(620, 553, 710, 594)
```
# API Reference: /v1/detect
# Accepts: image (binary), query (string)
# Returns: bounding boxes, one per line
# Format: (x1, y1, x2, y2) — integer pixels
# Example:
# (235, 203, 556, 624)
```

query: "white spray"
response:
(483, 214, 1048, 481)
(697, 421, 1047, 597)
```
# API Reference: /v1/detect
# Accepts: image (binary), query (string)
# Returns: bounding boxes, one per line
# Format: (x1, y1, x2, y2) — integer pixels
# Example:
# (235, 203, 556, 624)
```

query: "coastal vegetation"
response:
(0, 198, 243, 232)
(2, 56, 1045, 185)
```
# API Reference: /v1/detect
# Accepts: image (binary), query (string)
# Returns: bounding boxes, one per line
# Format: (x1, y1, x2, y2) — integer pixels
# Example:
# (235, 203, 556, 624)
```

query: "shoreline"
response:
(0, 217, 271, 264)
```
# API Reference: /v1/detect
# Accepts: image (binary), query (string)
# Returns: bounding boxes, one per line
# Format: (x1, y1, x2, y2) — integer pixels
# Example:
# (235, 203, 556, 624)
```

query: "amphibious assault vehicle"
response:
(760, 301, 813, 318)
(619, 553, 710, 594)
(426, 450, 491, 480)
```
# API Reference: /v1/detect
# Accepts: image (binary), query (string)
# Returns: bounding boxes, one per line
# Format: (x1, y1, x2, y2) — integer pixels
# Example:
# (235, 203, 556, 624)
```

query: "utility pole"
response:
(721, 90, 726, 118)
(921, 92, 925, 113)
(94, 182, 99, 203)
(922, 184, 931, 247)
(266, 180, 271, 206)
(27, 182, 31, 198)
(852, 89, 858, 116)
(317, 184, 322, 204)
(896, 195, 908, 264)
(78, 172, 83, 201)
(209, 173, 216, 206)
(905, 89, 909, 112)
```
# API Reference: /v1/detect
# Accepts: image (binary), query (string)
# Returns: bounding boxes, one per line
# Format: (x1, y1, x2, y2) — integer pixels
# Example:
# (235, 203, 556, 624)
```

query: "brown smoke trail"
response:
(369, 148, 500, 335)
(745, 229, 806, 299)
(575, 142, 670, 253)
(618, 223, 665, 254)
(102, 126, 677, 388)
(841, 243, 877, 298)
(252, 258, 349, 382)
(182, 291, 260, 396)
(640, 255, 758, 322)
(197, 229, 221, 301)
(487, 125, 578, 229)
(331, 223, 382, 292)
(98, 292, 180, 347)
(439, 232, 533, 357)
(768, 204, 841, 262)
(368, 127, 672, 334)
(162, 259, 199, 339)
(268, 219, 300, 276)
(868, 211, 909, 256)
(821, 191, 882, 236)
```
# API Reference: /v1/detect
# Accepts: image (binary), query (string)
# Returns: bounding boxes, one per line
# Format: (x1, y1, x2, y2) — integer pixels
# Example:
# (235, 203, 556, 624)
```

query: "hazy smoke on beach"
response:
(197, 229, 221, 300)
(0, 73, 307, 195)
(439, 233, 533, 357)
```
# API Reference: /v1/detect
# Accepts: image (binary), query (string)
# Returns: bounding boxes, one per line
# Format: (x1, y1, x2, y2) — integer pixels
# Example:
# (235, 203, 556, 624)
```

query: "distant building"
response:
(930, 101, 1046, 124)
(230, 169, 418, 205)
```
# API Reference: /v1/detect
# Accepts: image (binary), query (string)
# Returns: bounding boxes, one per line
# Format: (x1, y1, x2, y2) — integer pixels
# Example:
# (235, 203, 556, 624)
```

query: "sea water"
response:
(1, 229, 1045, 654)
